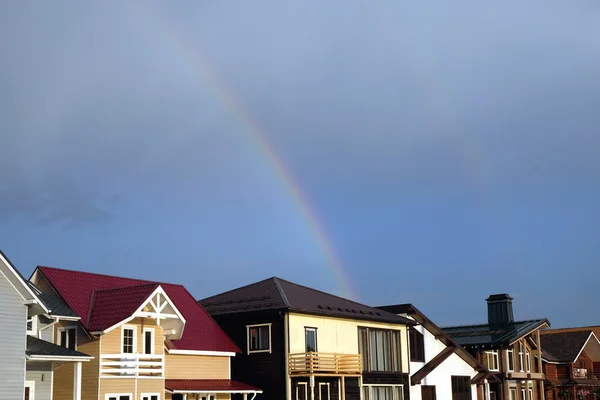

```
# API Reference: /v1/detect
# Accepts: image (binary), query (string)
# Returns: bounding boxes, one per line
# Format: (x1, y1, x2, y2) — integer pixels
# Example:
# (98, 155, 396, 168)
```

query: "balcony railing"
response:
(100, 354, 164, 377)
(289, 352, 362, 375)
(573, 368, 598, 380)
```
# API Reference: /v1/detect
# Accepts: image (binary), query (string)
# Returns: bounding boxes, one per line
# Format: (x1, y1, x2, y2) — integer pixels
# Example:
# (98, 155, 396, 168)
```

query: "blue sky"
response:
(1, 1, 599, 328)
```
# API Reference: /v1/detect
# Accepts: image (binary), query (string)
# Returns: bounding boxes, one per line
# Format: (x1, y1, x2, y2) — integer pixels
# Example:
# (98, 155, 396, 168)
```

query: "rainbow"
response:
(134, 3, 358, 300)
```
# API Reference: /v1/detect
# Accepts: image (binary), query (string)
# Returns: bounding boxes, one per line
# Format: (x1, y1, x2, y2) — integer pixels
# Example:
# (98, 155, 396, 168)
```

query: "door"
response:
(422, 386, 436, 400)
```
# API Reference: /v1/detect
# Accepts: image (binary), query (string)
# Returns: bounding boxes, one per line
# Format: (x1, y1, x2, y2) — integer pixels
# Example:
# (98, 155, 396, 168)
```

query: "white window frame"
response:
(106, 394, 132, 400)
(143, 328, 155, 355)
(141, 394, 160, 400)
(521, 388, 526, 400)
(525, 350, 531, 372)
(362, 384, 404, 400)
(57, 327, 77, 350)
(319, 382, 330, 400)
(506, 348, 514, 372)
(484, 350, 499, 371)
(305, 327, 318, 353)
(246, 323, 272, 354)
(528, 388, 533, 400)
(26, 316, 36, 336)
(518, 342, 524, 372)
(25, 380, 35, 400)
(198, 395, 215, 400)
(121, 325, 137, 354)
(509, 388, 516, 400)
(296, 382, 308, 400)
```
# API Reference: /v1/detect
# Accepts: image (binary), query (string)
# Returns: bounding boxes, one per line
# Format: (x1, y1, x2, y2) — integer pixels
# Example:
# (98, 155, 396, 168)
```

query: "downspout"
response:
(284, 311, 291, 400)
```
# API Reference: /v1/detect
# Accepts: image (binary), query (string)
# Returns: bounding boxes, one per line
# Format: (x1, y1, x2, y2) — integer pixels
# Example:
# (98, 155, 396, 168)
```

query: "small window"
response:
(451, 376, 472, 400)
(122, 327, 135, 354)
(509, 389, 516, 400)
(518, 342, 524, 372)
(525, 350, 531, 372)
(106, 395, 131, 400)
(58, 327, 77, 350)
(296, 382, 308, 400)
(521, 389, 526, 400)
(507, 349, 514, 372)
(247, 324, 271, 353)
(143, 329, 154, 355)
(141, 394, 159, 400)
(409, 327, 425, 362)
(319, 383, 330, 400)
(528, 388, 533, 400)
(484, 350, 499, 371)
(305, 328, 317, 353)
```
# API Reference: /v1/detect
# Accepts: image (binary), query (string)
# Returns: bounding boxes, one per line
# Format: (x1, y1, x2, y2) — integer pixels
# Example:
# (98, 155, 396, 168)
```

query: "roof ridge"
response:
(443, 318, 548, 329)
(272, 278, 291, 308)
(275, 276, 389, 314)
(94, 282, 160, 294)
(199, 276, 280, 302)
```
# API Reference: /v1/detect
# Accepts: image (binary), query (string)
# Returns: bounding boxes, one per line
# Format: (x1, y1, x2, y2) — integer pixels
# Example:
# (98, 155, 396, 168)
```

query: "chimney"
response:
(486, 294, 514, 325)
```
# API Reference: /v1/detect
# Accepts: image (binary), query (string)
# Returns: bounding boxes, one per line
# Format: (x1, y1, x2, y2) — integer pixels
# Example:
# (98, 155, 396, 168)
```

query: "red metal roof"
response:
(87, 283, 160, 331)
(37, 266, 240, 353)
(165, 380, 261, 393)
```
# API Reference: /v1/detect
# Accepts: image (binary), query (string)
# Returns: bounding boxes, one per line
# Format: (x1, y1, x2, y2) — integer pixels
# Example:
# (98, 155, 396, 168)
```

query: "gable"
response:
(0, 250, 48, 315)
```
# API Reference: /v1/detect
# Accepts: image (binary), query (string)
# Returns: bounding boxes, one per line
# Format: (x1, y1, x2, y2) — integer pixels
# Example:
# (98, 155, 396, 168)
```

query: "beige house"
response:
(30, 265, 261, 400)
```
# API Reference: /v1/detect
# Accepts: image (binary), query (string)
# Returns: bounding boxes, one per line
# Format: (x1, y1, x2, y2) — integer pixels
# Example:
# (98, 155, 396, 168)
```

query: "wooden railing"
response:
(289, 352, 362, 375)
(100, 354, 164, 377)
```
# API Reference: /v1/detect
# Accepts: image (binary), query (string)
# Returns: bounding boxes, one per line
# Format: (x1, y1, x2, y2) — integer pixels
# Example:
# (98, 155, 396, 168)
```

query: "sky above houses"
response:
(1, 1, 599, 328)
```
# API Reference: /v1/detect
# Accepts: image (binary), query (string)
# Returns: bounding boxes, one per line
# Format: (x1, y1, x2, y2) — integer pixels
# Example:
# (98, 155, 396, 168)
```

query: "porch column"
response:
(243, 394, 248, 400)
(73, 361, 82, 400)
(310, 376, 315, 400)
(341, 376, 346, 400)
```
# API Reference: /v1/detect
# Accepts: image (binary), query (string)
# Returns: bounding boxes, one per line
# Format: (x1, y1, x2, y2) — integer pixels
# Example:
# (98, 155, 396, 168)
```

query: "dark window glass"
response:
(144, 331, 153, 354)
(451, 376, 472, 400)
(123, 328, 134, 353)
(409, 327, 425, 362)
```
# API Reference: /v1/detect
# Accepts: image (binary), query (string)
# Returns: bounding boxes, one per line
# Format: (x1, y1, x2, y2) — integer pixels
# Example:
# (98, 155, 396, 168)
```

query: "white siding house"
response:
(377, 304, 498, 400)
(0, 259, 28, 400)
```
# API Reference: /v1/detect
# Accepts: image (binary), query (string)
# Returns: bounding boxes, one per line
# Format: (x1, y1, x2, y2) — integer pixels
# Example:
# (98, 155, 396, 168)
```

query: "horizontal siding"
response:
(101, 318, 164, 355)
(165, 354, 229, 379)
(0, 268, 27, 400)
(100, 378, 164, 399)
(26, 362, 53, 400)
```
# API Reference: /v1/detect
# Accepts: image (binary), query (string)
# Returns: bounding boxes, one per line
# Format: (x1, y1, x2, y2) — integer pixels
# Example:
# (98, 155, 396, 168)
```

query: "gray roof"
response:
(540, 331, 592, 363)
(442, 319, 549, 348)
(26, 336, 90, 358)
(27, 280, 78, 318)
(200, 277, 415, 325)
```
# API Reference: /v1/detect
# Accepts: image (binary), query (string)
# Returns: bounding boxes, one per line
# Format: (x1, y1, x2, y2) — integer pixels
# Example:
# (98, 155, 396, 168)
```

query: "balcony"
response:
(289, 352, 362, 376)
(573, 368, 599, 380)
(100, 354, 164, 377)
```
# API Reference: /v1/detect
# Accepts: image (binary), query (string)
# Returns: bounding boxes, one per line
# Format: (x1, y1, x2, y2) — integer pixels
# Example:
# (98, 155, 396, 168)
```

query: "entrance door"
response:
(422, 386, 436, 400)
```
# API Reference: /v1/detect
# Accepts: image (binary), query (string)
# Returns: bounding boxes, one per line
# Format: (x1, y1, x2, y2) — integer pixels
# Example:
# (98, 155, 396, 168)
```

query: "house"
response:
(199, 277, 416, 400)
(540, 329, 600, 399)
(442, 294, 550, 400)
(29, 265, 261, 400)
(377, 304, 499, 400)
(0, 250, 92, 400)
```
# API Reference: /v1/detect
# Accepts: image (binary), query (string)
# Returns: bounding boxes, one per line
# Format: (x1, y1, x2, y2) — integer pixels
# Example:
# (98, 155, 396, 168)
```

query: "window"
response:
(362, 385, 404, 400)
(25, 381, 35, 400)
(509, 389, 516, 400)
(507, 349, 514, 372)
(58, 327, 77, 350)
(518, 342, 524, 372)
(296, 382, 308, 400)
(199, 396, 215, 400)
(143, 329, 154, 355)
(122, 326, 135, 354)
(520, 389, 526, 400)
(106, 395, 131, 400)
(525, 350, 531, 372)
(247, 324, 271, 353)
(305, 327, 317, 353)
(421, 386, 436, 400)
(319, 383, 330, 400)
(409, 327, 425, 362)
(484, 351, 499, 371)
(528, 388, 533, 400)
(141, 394, 160, 400)
(451, 376, 472, 400)
(27, 317, 35, 334)
(358, 327, 402, 372)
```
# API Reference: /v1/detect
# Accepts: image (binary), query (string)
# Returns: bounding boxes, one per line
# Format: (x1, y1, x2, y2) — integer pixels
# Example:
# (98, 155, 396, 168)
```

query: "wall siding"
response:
(288, 313, 410, 373)
(25, 362, 53, 400)
(165, 354, 229, 379)
(0, 268, 27, 400)
(100, 377, 164, 400)
(407, 316, 478, 400)
(212, 310, 286, 400)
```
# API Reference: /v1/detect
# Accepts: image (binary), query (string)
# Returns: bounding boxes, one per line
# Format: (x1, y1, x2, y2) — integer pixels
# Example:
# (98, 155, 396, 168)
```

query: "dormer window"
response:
(58, 327, 77, 350)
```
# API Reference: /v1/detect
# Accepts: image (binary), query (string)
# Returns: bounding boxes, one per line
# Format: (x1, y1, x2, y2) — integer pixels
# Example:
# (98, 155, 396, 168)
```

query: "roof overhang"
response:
(26, 355, 93, 362)
(166, 349, 236, 357)
(0, 251, 50, 314)
(508, 320, 551, 346)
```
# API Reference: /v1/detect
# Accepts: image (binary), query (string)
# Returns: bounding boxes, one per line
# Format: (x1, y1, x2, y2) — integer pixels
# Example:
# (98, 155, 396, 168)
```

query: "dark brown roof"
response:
(200, 277, 415, 325)
(442, 319, 549, 348)
(540, 330, 593, 363)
